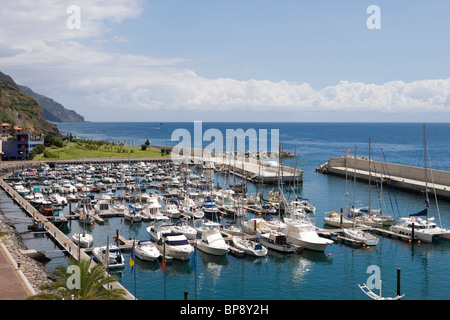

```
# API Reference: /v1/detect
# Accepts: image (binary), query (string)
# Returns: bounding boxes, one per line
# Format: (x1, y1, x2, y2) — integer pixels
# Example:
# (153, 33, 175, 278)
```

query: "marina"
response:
(1, 122, 450, 300)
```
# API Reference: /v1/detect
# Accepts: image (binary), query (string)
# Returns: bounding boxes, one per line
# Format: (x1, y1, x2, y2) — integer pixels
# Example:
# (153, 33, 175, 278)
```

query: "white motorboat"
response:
(196, 229, 229, 256)
(156, 232, 193, 260)
(323, 212, 354, 228)
(124, 206, 143, 222)
(195, 220, 222, 236)
(49, 193, 68, 205)
(147, 222, 173, 242)
(134, 240, 160, 262)
(343, 228, 379, 246)
(258, 231, 296, 253)
(72, 232, 94, 248)
(142, 196, 169, 221)
(95, 199, 114, 215)
(163, 202, 181, 219)
(92, 245, 125, 268)
(283, 219, 333, 252)
(201, 197, 220, 216)
(241, 218, 273, 235)
(221, 223, 243, 236)
(232, 236, 268, 257)
(171, 219, 197, 240)
(30, 192, 45, 207)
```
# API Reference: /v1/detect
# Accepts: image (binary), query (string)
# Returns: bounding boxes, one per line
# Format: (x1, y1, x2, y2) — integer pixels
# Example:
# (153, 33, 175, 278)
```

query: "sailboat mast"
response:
(424, 123, 429, 223)
(368, 138, 371, 215)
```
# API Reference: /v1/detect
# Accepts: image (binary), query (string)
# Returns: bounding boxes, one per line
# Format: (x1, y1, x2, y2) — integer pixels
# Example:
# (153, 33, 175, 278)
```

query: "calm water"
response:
(4, 122, 450, 300)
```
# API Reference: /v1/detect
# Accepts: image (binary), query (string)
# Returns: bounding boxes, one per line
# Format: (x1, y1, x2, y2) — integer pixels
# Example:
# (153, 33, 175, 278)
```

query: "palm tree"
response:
(27, 257, 127, 300)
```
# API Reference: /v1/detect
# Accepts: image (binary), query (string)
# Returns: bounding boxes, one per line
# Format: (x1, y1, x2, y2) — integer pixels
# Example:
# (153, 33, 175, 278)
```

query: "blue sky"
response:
(1, 1, 450, 122)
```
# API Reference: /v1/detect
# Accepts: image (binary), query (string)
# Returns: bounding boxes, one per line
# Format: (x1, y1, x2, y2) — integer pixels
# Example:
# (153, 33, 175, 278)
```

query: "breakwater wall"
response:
(317, 156, 450, 199)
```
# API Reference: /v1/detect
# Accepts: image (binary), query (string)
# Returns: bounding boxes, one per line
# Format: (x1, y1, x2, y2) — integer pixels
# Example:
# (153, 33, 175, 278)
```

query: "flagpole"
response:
(133, 239, 136, 300)
(163, 241, 166, 300)
(194, 243, 197, 300)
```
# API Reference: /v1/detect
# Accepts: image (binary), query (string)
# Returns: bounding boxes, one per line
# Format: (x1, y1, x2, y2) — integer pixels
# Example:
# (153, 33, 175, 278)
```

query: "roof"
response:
(0, 123, 11, 126)
(13, 126, 23, 130)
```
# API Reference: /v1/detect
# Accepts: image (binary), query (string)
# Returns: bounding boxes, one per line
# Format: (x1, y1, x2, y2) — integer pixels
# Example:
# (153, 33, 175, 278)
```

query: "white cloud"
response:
(0, 1, 449, 121)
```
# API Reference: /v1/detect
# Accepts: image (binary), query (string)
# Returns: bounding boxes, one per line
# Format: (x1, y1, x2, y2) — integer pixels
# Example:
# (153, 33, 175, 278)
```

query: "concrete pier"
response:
(317, 156, 450, 199)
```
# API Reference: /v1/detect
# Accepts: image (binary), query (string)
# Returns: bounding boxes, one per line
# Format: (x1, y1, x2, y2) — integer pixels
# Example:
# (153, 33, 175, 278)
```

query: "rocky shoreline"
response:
(0, 215, 55, 296)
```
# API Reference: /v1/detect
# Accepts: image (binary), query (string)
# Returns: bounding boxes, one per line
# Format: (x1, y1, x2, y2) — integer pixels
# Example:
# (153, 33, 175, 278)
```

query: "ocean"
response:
(5, 122, 450, 301)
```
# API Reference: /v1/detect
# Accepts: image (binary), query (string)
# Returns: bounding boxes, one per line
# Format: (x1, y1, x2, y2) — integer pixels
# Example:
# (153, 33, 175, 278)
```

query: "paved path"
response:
(0, 242, 32, 300)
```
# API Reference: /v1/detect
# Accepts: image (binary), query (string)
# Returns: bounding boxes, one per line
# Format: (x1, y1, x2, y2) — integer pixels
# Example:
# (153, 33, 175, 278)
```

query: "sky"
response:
(0, 0, 450, 122)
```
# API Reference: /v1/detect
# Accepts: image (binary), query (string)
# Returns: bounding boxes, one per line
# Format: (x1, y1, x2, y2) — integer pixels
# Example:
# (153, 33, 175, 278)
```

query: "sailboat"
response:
(342, 143, 379, 246)
(389, 124, 450, 243)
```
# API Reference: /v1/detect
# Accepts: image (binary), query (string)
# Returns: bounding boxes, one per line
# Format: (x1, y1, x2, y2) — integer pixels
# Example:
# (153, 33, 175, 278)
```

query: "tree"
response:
(145, 139, 150, 146)
(27, 257, 127, 300)
(141, 144, 147, 151)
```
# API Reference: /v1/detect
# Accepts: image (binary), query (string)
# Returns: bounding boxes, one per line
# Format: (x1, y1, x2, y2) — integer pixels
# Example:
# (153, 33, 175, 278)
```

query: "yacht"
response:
(156, 232, 193, 260)
(124, 206, 143, 222)
(163, 201, 181, 219)
(147, 222, 172, 242)
(232, 237, 268, 257)
(196, 229, 230, 256)
(92, 245, 125, 268)
(72, 232, 94, 248)
(283, 219, 333, 252)
(171, 219, 197, 240)
(134, 240, 161, 262)
(201, 197, 220, 216)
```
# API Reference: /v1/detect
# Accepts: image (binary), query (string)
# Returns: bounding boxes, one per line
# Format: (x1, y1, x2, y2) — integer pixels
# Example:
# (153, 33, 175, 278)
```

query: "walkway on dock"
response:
(0, 241, 34, 299)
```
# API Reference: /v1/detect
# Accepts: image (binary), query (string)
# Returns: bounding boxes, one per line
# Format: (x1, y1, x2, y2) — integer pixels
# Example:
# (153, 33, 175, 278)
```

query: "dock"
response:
(0, 176, 136, 300)
(317, 156, 450, 199)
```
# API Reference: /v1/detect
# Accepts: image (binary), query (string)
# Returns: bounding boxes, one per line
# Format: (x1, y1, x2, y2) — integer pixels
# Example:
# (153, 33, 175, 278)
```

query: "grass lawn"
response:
(33, 142, 170, 161)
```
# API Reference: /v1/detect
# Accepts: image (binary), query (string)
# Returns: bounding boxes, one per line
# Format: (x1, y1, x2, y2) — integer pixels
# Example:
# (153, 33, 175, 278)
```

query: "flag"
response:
(129, 240, 135, 272)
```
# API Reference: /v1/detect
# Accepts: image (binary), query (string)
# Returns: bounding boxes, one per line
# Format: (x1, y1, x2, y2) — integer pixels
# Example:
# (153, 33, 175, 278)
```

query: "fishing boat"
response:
(156, 232, 193, 260)
(134, 240, 160, 262)
(283, 219, 333, 252)
(93, 245, 125, 268)
(258, 231, 296, 253)
(196, 229, 230, 256)
(38, 201, 54, 217)
(48, 205, 69, 229)
(232, 236, 268, 257)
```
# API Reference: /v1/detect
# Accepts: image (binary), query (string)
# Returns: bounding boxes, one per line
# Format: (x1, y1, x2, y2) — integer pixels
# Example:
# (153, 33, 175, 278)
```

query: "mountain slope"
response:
(0, 76, 60, 136)
(18, 85, 84, 123)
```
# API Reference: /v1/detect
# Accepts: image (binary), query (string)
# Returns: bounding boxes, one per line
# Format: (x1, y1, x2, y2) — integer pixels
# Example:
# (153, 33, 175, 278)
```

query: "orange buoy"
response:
(366, 246, 370, 251)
